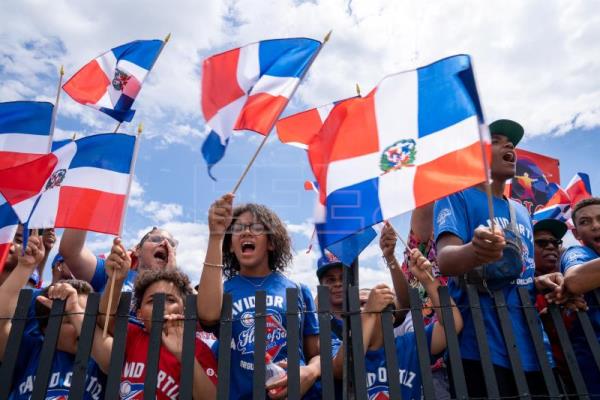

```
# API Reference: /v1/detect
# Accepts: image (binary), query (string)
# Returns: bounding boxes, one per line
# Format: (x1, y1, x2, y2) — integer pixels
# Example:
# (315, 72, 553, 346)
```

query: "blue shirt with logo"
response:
(10, 319, 106, 400)
(90, 256, 138, 293)
(434, 187, 552, 371)
(365, 323, 434, 400)
(560, 245, 600, 395)
(223, 272, 319, 399)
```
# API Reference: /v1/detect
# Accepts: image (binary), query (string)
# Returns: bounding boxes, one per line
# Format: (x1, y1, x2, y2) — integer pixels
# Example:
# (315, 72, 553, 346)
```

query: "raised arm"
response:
(379, 222, 409, 323)
(35, 228, 56, 281)
(59, 229, 98, 282)
(197, 194, 233, 324)
(0, 235, 45, 360)
(564, 258, 600, 295)
(97, 238, 130, 336)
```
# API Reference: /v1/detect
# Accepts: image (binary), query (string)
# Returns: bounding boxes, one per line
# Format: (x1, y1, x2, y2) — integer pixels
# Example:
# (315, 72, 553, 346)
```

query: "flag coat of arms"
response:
(63, 39, 164, 122)
(201, 37, 321, 178)
(0, 196, 19, 271)
(310, 55, 487, 248)
(0, 133, 136, 235)
(0, 101, 53, 170)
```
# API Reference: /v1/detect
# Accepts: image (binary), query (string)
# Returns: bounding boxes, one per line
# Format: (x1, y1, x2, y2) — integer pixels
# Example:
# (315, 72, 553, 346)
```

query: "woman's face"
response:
(230, 211, 273, 271)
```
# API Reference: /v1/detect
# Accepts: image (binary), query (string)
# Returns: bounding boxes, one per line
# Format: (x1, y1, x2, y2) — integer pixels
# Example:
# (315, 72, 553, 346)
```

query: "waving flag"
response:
(532, 183, 572, 223)
(0, 134, 136, 235)
(276, 97, 356, 149)
(566, 172, 592, 207)
(63, 39, 165, 123)
(0, 101, 53, 170)
(0, 195, 19, 271)
(201, 37, 322, 179)
(311, 55, 486, 248)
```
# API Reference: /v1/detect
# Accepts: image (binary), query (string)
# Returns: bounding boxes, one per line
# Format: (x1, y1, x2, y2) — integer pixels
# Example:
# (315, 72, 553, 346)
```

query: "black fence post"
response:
(31, 299, 65, 400)
(286, 287, 301, 400)
(253, 290, 267, 400)
(143, 293, 165, 399)
(465, 285, 499, 398)
(381, 304, 402, 400)
(0, 289, 33, 399)
(216, 293, 233, 400)
(104, 291, 132, 400)
(347, 286, 368, 399)
(408, 288, 435, 400)
(69, 292, 100, 399)
(317, 285, 335, 400)
(179, 294, 198, 399)
(581, 289, 600, 373)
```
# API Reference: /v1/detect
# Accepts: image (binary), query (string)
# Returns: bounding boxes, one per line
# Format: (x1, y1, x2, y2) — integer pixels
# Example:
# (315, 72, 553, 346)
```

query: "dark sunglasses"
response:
(230, 222, 266, 235)
(535, 238, 562, 249)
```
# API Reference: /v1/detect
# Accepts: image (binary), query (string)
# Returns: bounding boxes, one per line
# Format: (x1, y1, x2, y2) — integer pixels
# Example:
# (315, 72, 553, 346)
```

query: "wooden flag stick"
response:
(231, 30, 332, 194)
(390, 223, 435, 282)
(48, 65, 65, 152)
(477, 123, 496, 233)
(103, 123, 143, 338)
(113, 122, 121, 133)
(355, 83, 361, 96)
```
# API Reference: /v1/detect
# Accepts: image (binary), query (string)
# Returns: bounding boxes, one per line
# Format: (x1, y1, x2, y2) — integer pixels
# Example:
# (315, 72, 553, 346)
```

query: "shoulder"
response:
(561, 245, 598, 271)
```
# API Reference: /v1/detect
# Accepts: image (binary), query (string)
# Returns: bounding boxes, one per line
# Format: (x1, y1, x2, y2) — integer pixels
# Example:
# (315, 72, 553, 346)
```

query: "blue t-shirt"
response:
(10, 319, 106, 399)
(560, 245, 600, 393)
(223, 272, 319, 400)
(90, 256, 138, 293)
(434, 187, 552, 371)
(365, 323, 434, 400)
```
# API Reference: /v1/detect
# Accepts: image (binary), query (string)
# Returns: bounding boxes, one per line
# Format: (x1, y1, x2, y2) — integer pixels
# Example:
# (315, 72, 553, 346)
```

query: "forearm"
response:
(564, 260, 600, 295)
(197, 235, 224, 323)
(411, 203, 434, 242)
(97, 277, 125, 334)
(59, 229, 96, 282)
(423, 281, 443, 324)
(437, 242, 480, 276)
(387, 261, 409, 321)
(193, 359, 217, 400)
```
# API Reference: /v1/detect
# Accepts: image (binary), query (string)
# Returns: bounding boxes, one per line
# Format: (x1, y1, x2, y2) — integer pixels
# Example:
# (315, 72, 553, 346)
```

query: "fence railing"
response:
(0, 286, 599, 399)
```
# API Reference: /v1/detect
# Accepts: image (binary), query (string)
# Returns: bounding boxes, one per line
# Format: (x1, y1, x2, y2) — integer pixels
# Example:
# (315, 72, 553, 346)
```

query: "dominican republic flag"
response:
(0, 101, 53, 170)
(0, 195, 19, 271)
(275, 97, 357, 149)
(63, 39, 164, 123)
(566, 172, 592, 207)
(532, 183, 572, 223)
(0, 133, 136, 235)
(201, 37, 322, 179)
(310, 55, 486, 248)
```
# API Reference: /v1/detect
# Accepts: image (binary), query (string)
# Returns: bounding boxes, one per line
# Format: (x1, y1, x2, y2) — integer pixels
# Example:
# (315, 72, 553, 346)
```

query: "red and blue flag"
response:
(63, 39, 164, 123)
(566, 172, 592, 208)
(0, 195, 19, 271)
(532, 183, 572, 223)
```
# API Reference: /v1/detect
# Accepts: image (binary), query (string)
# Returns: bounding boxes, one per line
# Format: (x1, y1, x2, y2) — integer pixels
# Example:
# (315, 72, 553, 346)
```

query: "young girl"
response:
(197, 194, 321, 399)
(99, 238, 217, 400)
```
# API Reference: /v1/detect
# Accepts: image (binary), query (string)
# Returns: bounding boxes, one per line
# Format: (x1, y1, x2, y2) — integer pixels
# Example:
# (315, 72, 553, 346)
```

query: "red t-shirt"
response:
(119, 323, 218, 399)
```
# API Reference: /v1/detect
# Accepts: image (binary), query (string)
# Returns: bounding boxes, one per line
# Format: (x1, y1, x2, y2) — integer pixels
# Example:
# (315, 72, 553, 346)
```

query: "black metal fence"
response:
(0, 286, 599, 399)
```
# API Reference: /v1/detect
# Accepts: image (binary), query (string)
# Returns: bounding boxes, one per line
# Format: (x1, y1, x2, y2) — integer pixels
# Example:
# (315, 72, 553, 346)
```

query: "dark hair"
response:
(572, 197, 600, 226)
(35, 279, 93, 331)
(222, 204, 293, 279)
(133, 268, 193, 311)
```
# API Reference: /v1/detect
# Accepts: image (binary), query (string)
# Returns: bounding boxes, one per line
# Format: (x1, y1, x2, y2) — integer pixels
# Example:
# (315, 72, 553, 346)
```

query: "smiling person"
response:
(59, 227, 177, 293)
(434, 119, 562, 398)
(561, 198, 600, 398)
(198, 194, 321, 399)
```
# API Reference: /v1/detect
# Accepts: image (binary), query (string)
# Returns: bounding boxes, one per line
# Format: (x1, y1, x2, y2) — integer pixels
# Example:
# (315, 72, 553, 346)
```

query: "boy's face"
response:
(137, 280, 184, 331)
(574, 204, 600, 254)
(490, 134, 517, 181)
(319, 266, 343, 307)
(56, 294, 88, 354)
(230, 211, 273, 270)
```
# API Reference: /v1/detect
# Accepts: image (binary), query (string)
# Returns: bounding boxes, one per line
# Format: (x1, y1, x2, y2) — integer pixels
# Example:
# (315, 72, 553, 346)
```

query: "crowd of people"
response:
(0, 118, 599, 399)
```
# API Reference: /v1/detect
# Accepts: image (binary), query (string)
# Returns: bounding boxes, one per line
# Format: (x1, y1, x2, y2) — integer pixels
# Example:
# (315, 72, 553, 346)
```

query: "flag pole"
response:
(355, 83, 361, 96)
(103, 122, 143, 338)
(112, 33, 171, 135)
(231, 30, 332, 194)
(48, 65, 65, 152)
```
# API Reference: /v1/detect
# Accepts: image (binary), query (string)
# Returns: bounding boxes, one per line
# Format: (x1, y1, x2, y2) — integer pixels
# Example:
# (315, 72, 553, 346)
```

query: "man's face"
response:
(491, 134, 517, 181)
(534, 230, 562, 275)
(319, 266, 343, 307)
(574, 204, 600, 254)
(136, 229, 177, 271)
(4, 225, 24, 273)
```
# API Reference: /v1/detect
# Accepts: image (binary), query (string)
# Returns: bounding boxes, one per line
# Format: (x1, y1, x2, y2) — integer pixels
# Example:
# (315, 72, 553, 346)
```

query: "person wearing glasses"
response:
(198, 194, 321, 399)
(59, 226, 178, 293)
(534, 219, 567, 277)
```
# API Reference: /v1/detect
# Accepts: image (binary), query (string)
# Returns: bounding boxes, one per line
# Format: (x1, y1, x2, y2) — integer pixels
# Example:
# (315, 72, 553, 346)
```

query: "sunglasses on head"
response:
(534, 238, 562, 249)
(144, 235, 178, 248)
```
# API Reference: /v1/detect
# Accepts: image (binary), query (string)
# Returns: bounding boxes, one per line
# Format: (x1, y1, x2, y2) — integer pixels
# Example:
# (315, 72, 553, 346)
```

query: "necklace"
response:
(237, 272, 274, 288)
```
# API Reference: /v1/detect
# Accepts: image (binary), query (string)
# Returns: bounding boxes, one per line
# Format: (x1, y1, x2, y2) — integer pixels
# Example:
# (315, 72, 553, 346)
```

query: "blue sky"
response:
(1, 0, 599, 290)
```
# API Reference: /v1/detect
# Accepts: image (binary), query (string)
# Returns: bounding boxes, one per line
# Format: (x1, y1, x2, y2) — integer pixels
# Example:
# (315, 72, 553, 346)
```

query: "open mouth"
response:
(241, 241, 256, 254)
(154, 248, 167, 263)
(502, 150, 516, 163)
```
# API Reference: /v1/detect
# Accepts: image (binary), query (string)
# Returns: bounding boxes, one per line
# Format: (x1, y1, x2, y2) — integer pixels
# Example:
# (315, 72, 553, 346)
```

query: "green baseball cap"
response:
(534, 219, 568, 240)
(489, 119, 524, 146)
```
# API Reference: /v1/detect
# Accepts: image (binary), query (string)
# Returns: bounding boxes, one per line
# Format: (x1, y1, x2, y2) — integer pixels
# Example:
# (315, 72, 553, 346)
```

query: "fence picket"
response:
(253, 290, 266, 400)
(381, 304, 402, 400)
(316, 286, 335, 400)
(286, 287, 301, 400)
(104, 292, 132, 400)
(143, 293, 165, 399)
(179, 294, 198, 399)
(439, 286, 468, 399)
(216, 293, 233, 400)
(347, 286, 368, 399)
(409, 288, 435, 400)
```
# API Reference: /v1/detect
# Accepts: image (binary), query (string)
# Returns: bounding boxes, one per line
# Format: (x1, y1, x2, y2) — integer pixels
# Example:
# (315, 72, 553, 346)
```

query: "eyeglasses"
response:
(534, 239, 562, 249)
(230, 222, 267, 235)
(144, 235, 178, 248)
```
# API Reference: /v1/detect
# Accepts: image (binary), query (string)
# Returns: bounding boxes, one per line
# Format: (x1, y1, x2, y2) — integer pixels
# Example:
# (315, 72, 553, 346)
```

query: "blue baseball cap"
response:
(51, 254, 64, 269)
(316, 251, 343, 280)
(28, 270, 41, 287)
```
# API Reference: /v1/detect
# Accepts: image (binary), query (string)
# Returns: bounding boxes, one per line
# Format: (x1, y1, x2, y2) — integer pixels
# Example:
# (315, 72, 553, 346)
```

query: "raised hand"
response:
(161, 313, 185, 361)
(208, 193, 234, 238)
(408, 248, 434, 286)
(471, 225, 505, 264)
(364, 283, 395, 313)
(37, 282, 83, 316)
(18, 235, 45, 270)
(379, 221, 397, 261)
(105, 237, 131, 281)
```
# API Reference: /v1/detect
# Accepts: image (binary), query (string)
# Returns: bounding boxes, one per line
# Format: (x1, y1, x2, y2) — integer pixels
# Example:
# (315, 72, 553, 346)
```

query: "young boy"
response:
(562, 197, 600, 398)
(332, 248, 463, 400)
(0, 235, 111, 399)
(99, 238, 217, 400)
